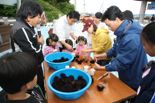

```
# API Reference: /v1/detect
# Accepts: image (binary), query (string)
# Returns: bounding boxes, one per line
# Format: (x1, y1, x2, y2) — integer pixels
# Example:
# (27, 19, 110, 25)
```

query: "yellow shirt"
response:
(92, 28, 112, 55)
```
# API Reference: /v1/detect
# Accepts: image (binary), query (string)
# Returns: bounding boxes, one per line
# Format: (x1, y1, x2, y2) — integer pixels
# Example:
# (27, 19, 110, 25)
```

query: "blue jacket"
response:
(105, 20, 147, 90)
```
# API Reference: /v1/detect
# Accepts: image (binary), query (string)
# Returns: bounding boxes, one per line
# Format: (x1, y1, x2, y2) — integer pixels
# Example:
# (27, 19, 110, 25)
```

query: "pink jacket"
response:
(74, 44, 87, 56)
(43, 45, 59, 56)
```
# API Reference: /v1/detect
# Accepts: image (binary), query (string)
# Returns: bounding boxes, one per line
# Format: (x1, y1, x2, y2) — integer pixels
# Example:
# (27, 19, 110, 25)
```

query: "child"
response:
(0, 52, 45, 103)
(43, 33, 60, 56)
(133, 22, 155, 103)
(60, 39, 74, 53)
(74, 36, 88, 56)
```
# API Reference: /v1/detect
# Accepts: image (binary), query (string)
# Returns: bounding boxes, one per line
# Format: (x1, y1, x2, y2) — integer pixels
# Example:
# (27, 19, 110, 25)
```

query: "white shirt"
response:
(96, 22, 108, 29)
(53, 15, 75, 41)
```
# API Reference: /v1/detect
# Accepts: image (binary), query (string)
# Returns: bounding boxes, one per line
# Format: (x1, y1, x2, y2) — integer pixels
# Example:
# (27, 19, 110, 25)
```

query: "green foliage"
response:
(57, 0, 70, 3)
(45, 0, 70, 5)
(56, 2, 75, 14)
(39, 0, 75, 21)
(44, 0, 56, 5)
(0, 0, 75, 22)
(38, 0, 63, 21)
(0, 4, 16, 17)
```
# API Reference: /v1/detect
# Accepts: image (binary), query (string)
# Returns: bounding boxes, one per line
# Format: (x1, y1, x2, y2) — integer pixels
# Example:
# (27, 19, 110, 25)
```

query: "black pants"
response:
(37, 64, 45, 96)
(97, 60, 111, 66)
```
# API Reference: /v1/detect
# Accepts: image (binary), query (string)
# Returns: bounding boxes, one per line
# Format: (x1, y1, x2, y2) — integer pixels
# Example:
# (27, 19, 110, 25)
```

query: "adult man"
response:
(53, 11, 80, 50)
(10, 0, 45, 94)
(95, 6, 147, 90)
(122, 10, 134, 20)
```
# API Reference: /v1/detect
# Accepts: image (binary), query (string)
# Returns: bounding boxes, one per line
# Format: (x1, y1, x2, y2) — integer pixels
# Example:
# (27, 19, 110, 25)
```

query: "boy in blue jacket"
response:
(94, 6, 147, 91)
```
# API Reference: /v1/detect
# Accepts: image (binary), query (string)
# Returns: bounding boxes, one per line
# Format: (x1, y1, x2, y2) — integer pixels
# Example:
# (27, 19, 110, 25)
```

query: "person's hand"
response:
(94, 53, 107, 60)
(53, 49, 58, 52)
(82, 48, 92, 53)
(70, 32, 77, 40)
(37, 35, 44, 45)
(94, 63, 106, 71)
(60, 40, 73, 51)
(81, 49, 88, 53)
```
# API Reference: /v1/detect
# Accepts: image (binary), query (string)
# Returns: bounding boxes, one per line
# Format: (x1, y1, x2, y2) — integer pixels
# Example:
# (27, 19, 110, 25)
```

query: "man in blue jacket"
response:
(95, 6, 147, 90)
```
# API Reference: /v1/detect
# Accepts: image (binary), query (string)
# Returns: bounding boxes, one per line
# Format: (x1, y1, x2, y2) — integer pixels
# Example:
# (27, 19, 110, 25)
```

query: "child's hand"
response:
(70, 32, 77, 40)
(53, 49, 58, 52)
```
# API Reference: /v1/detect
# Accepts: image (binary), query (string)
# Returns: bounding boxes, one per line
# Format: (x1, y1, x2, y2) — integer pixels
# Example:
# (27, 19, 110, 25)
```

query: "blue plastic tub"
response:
(47, 68, 92, 100)
(44, 52, 74, 70)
